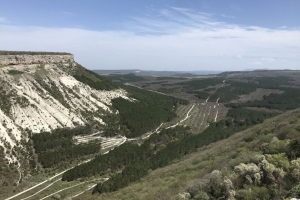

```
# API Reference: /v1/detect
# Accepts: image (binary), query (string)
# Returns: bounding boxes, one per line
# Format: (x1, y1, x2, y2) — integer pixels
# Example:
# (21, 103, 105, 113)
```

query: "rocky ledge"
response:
(0, 53, 74, 65)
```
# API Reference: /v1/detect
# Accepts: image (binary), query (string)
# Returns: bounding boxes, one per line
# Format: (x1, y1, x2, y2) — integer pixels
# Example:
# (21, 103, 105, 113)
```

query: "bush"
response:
(264, 139, 287, 154)
(290, 158, 300, 181)
(236, 187, 270, 200)
(266, 153, 290, 170)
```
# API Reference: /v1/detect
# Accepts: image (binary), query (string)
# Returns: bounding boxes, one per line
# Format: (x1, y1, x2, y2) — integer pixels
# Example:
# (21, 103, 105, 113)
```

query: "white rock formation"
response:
(0, 57, 132, 165)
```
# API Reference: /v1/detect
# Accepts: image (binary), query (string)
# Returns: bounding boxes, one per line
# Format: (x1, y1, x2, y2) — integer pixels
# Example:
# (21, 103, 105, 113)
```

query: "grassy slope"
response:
(76, 108, 300, 200)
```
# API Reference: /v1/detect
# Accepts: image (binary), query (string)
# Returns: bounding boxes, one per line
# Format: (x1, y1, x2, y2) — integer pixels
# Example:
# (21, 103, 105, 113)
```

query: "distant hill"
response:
(93, 69, 223, 76)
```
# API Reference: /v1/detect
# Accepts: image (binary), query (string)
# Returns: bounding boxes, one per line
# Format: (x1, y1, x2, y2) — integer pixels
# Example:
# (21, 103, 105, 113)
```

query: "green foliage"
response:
(179, 78, 224, 91)
(73, 64, 118, 91)
(29, 159, 37, 169)
(190, 91, 210, 100)
(31, 126, 99, 168)
(266, 153, 290, 170)
(210, 81, 257, 103)
(264, 140, 287, 154)
(101, 112, 123, 136)
(156, 76, 187, 80)
(227, 87, 300, 111)
(236, 187, 270, 200)
(157, 87, 177, 94)
(290, 183, 300, 198)
(203, 87, 216, 92)
(112, 86, 188, 138)
(255, 76, 294, 87)
(93, 161, 149, 194)
(187, 171, 227, 199)
(290, 158, 300, 181)
(91, 105, 279, 194)
(62, 142, 149, 181)
(0, 85, 12, 115)
(8, 70, 23, 75)
(227, 108, 278, 126)
(193, 191, 209, 200)
(38, 142, 100, 168)
(91, 106, 276, 194)
(62, 126, 190, 182)
(286, 139, 300, 160)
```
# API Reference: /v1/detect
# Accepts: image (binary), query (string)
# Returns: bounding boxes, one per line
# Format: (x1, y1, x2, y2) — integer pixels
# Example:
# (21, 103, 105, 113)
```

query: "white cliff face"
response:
(0, 60, 132, 164)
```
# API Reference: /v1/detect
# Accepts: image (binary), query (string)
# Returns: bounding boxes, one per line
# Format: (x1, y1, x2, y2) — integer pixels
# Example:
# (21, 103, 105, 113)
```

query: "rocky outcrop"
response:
(0, 54, 74, 65)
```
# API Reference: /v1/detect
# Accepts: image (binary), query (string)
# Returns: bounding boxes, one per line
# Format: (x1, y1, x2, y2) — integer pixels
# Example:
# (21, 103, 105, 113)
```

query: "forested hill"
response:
(80, 106, 300, 200)
(112, 85, 189, 138)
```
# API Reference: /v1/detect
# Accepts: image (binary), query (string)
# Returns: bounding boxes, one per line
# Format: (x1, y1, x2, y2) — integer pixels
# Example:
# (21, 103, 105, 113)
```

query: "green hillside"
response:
(78, 108, 300, 200)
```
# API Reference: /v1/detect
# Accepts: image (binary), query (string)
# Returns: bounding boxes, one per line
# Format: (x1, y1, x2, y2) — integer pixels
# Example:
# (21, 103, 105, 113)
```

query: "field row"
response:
(176, 101, 221, 134)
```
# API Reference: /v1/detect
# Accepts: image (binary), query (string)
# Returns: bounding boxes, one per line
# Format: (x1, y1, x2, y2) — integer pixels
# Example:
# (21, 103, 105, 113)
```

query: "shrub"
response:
(266, 153, 290, 170)
(290, 158, 300, 181)
(264, 139, 287, 154)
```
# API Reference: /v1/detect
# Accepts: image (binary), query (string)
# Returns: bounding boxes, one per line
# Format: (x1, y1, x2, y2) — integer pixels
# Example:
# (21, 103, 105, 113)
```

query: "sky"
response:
(0, 0, 299, 71)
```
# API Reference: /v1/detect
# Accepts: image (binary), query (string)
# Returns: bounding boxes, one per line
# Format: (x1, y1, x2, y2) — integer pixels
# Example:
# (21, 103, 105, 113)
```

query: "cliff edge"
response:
(0, 51, 74, 65)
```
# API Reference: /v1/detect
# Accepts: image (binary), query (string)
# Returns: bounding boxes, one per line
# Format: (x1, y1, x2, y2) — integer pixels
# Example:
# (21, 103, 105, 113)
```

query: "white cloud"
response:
(0, 7, 299, 71)
(0, 17, 8, 23)
(248, 62, 262, 65)
(261, 57, 274, 61)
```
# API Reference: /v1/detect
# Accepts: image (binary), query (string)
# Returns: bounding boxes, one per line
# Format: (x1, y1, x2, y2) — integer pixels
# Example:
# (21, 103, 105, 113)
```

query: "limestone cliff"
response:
(0, 54, 74, 65)
(0, 51, 133, 169)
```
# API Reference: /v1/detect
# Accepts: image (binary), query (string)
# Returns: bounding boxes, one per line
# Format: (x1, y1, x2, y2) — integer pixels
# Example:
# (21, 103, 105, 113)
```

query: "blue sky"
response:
(0, 0, 299, 71)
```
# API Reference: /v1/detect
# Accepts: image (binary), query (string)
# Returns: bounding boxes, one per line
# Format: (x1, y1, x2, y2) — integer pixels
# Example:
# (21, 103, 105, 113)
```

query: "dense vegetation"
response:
(156, 76, 187, 80)
(92, 108, 278, 194)
(189, 91, 210, 100)
(62, 126, 190, 182)
(73, 64, 118, 91)
(157, 87, 178, 94)
(93, 122, 241, 193)
(8, 70, 23, 75)
(254, 76, 294, 87)
(209, 81, 257, 102)
(31, 126, 101, 168)
(178, 78, 224, 92)
(0, 84, 13, 115)
(227, 108, 278, 126)
(112, 86, 188, 138)
(227, 87, 300, 111)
